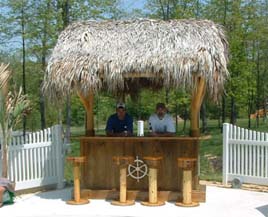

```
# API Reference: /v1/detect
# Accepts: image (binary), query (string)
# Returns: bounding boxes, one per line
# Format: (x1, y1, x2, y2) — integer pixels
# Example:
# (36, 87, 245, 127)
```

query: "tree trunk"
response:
(40, 87, 46, 129)
(62, 0, 71, 142)
(230, 96, 236, 124)
(21, 7, 26, 138)
(247, 78, 254, 129)
(183, 105, 187, 133)
(40, 50, 46, 130)
(1, 135, 8, 178)
(175, 104, 178, 133)
(39, 1, 51, 130)
(256, 47, 260, 128)
(200, 101, 207, 133)
(222, 95, 226, 124)
(2, 148, 8, 178)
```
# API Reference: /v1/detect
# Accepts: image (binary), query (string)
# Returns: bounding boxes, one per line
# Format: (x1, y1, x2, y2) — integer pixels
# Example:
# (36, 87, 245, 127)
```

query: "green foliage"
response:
(0, 63, 31, 177)
(0, 0, 268, 131)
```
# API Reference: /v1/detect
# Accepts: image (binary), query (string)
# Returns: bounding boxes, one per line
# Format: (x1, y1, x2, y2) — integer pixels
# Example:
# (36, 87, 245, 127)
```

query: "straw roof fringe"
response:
(43, 19, 229, 101)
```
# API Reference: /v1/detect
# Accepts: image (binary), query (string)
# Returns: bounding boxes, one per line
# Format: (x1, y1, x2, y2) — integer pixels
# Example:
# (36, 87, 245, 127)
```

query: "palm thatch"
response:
(43, 19, 229, 101)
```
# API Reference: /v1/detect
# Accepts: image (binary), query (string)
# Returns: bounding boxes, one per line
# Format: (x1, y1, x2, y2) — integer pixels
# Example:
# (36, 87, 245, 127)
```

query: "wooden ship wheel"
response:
(128, 156, 148, 182)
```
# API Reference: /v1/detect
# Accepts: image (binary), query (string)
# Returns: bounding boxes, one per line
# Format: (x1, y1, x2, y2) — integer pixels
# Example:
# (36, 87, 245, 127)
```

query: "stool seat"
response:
(66, 156, 89, 205)
(67, 156, 86, 164)
(177, 157, 197, 170)
(143, 156, 163, 168)
(112, 156, 134, 166)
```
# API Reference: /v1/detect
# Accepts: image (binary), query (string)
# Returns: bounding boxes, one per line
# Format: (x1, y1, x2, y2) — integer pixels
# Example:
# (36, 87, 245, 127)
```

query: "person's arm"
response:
(149, 131, 175, 137)
(107, 131, 126, 136)
(165, 115, 176, 136)
(106, 116, 116, 136)
(154, 132, 175, 137)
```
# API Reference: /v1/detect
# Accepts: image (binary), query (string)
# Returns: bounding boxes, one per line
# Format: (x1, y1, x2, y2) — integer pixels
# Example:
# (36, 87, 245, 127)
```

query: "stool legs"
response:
(119, 166, 127, 203)
(66, 157, 89, 205)
(111, 156, 135, 206)
(141, 157, 165, 206)
(182, 170, 192, 204)
(147, 167, 158, 204)
(176, 158, 199, 207)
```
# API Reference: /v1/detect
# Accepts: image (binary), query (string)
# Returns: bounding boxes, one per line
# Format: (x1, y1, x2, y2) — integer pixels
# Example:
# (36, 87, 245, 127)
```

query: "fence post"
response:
(222, 123, 229, 185)
(53, 125, 65, 189)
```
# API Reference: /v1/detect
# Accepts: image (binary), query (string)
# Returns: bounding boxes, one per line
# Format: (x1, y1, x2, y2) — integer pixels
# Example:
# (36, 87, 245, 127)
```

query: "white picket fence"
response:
(0, 125, 65, 191)
(223, 123, 268, 185)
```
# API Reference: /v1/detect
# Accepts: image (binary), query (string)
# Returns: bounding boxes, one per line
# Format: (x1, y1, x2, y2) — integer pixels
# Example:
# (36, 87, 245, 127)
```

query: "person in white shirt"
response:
(148, 103, 176, 136)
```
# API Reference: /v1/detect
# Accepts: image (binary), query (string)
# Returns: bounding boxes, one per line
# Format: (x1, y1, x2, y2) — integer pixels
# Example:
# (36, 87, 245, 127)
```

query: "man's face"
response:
(156, 107, 166, 119)
(116, 108, 126, 120)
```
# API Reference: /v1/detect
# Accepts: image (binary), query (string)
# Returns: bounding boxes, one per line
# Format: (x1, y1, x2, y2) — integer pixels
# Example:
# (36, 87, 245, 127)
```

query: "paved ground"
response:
(0, 185, 267, 217)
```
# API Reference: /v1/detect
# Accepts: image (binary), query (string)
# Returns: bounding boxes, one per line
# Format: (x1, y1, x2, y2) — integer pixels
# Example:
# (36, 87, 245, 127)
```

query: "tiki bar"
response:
(43, 19, 229, 206)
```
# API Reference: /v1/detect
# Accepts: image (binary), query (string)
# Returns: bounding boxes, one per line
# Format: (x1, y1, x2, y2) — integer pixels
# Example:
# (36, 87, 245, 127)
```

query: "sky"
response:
(121, 0, 146, 11)
(0, 0, 148, 52)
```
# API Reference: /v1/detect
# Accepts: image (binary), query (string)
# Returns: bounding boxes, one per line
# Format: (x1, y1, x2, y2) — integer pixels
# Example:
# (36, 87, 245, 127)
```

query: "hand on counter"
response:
(106, 131, 133, 137)
(147, 132, 176, 137)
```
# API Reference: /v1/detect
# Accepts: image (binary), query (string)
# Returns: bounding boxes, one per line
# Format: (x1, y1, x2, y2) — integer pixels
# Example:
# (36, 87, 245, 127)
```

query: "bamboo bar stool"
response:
(176, 157, 199, 207)
(111, 156, 135, 206)
(66, 156, 89, 205)
(141, 156, 165, 206)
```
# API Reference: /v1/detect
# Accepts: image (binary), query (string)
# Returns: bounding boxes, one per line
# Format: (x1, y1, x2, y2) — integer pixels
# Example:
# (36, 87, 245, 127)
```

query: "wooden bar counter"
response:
(80, 136, 208, 202)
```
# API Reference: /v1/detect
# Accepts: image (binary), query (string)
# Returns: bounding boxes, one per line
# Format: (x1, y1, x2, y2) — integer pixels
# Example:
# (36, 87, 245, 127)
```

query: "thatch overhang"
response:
(43, 19, 229, 101)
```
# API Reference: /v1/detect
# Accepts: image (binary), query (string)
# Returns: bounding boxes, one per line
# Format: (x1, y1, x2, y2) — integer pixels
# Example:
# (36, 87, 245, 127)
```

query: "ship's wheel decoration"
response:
(128, 156, 148, 182)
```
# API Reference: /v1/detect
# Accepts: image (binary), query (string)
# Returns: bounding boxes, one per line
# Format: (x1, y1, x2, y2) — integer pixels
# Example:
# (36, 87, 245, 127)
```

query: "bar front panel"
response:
(80, 137, 199, 191)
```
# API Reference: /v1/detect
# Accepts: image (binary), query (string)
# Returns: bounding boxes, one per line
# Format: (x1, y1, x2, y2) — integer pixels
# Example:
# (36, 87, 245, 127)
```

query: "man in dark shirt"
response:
(105, 102, 133, 136)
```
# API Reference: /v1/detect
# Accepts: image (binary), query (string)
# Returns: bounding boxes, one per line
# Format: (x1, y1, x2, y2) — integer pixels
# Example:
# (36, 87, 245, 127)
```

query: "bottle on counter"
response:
(124, 125, 128, 136)
(149, 122, 153, 133)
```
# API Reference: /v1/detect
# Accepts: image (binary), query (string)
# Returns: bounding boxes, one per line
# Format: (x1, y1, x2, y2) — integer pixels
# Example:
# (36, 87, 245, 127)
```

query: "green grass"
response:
(65, 118, 268, 182)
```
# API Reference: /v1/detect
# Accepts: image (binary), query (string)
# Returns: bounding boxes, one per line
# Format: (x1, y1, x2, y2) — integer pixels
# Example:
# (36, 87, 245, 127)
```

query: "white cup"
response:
(137, 120, 144, 136)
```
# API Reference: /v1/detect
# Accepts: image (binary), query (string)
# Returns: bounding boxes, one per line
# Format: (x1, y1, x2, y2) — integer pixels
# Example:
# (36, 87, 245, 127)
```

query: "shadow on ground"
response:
(35, 187, 72, 201)
(256, 204, 268, 217)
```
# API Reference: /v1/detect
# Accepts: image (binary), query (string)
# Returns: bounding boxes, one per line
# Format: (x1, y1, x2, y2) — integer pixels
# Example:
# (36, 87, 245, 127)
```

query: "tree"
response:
(0, 0, 32, 135)
(27, 0, 60, 129)
(0, 63, 30, 177)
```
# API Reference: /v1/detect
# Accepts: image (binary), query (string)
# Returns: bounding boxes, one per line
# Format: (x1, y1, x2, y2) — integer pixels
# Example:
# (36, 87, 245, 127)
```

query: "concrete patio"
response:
(0, 185, 267, 217)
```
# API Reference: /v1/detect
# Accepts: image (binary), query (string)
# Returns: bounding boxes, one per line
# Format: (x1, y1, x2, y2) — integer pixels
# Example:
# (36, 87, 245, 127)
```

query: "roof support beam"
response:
(190, 76, 206, 137)
(77, 91, 95, 136)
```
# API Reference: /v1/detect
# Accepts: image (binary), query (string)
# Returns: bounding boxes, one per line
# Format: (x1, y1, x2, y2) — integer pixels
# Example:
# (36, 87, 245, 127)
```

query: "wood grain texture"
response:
(80, 137, 204, 191)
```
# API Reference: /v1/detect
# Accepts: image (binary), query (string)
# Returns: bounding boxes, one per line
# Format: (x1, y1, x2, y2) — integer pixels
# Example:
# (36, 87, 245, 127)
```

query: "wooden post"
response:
(77, 91, 95, 136)
(190, 76, 206, 137)
(148, 167, 157, 203)
(73, 164, 80, 201)
(141, 156, 165, 206)
(182, 170, 192, 204)
(119, 166, 127, 202)
(111, 156, 135, 206)
(66, 156, 89, 205)
(176, 158, 199, 207)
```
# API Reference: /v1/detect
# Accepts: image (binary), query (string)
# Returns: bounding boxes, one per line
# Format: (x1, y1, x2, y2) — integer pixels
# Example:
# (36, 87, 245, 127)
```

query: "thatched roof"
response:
(43, 19, 229, 101)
